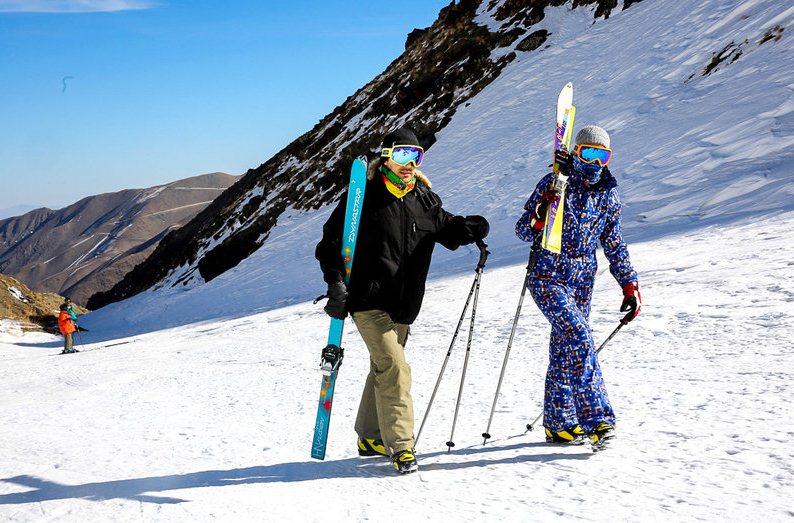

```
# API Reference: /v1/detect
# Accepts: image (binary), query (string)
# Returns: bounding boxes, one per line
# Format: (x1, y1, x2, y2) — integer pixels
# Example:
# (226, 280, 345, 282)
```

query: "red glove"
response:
(620, 282, 641, 324)
(530, 189, 560, 230)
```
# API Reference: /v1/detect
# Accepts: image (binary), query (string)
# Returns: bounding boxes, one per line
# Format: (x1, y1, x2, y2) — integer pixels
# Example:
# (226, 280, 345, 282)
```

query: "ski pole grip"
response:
(526, 249, 536, 270)
(476, 240, 490, 270)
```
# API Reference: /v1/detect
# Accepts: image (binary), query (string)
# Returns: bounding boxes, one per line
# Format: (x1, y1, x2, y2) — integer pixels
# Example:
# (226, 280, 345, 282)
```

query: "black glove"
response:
(554, 150, 573, 175)
(463, 215, 490, 241)
(323, 281, 348, 320)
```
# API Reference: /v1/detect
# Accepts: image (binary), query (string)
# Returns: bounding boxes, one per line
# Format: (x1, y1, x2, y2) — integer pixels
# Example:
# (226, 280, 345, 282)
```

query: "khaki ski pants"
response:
(352, 310, 413, 455)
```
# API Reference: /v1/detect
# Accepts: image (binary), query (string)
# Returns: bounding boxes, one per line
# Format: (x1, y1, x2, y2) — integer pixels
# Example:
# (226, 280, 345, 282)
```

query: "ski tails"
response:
(311, 156, 368, 461)
(542, 83, 576, 254)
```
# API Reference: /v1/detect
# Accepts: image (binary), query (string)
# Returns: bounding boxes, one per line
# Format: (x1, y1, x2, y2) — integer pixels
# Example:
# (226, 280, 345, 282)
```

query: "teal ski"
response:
(311, 156, 368, 460)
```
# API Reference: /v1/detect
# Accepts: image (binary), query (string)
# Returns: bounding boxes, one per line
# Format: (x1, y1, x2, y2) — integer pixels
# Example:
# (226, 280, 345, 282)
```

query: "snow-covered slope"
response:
(1, 213, 793, 520)
(87, 0, 794, 334)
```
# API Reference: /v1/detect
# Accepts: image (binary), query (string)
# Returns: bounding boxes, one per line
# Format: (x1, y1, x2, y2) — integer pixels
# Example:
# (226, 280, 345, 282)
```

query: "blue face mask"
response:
(573, 155, 603, 184)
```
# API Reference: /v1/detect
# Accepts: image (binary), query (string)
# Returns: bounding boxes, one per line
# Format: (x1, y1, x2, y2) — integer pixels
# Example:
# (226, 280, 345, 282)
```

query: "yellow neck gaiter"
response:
(381, 166, 416, 198)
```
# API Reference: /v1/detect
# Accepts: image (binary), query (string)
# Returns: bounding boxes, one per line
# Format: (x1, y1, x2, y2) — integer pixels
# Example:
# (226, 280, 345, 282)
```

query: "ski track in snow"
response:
(2, 0, 794, 520)
(1, 215, 793, 521)
(141, 201, 215, 219)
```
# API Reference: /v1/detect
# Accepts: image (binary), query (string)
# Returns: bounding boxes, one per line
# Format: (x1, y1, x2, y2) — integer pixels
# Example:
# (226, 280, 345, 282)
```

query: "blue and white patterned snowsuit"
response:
(516, 168, 637, 433)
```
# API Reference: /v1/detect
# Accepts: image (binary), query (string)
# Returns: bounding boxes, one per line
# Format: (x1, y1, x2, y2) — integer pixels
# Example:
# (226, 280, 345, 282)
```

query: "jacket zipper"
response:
(398, 197, 408, 304)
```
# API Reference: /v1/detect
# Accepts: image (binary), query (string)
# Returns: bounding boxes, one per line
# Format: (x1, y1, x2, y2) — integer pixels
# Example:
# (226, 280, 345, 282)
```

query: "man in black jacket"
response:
(316, 126, 489, 474)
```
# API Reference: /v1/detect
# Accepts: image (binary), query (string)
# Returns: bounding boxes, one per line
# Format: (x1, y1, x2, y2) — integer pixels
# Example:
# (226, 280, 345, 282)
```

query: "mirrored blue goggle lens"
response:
(390, 146, 423, 166)
(578, 146, 611, 165)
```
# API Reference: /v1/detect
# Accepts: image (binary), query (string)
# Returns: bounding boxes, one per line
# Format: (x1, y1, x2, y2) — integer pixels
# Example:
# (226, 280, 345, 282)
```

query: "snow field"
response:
(1, 213, 793, 521)
(2, 0, 794, 520)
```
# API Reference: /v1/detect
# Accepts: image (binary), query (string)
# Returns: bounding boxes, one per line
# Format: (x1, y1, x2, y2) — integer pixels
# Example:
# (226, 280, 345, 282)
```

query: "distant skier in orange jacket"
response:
(58, 303, 77, 354)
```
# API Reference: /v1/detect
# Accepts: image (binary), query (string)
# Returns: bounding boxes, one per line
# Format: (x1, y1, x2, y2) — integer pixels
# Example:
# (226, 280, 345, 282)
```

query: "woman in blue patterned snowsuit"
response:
(516, 125, 641, 448)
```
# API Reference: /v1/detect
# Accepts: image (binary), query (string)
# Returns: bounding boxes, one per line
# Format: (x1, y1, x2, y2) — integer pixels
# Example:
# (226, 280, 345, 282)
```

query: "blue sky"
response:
(0, 0, 450, 210)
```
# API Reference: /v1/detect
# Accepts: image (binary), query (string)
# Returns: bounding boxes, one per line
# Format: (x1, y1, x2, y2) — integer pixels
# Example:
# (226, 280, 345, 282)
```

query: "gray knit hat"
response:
(575, 125, 610, 148)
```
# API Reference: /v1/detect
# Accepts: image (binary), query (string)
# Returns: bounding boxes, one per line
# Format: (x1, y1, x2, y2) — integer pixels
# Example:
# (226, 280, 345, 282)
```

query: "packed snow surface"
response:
(2, 0, 794, 520)
(2, 214, 793, 521)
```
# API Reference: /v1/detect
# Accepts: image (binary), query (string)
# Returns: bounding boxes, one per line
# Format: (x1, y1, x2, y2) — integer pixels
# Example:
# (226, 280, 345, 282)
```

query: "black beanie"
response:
(381, 126, 421, 149)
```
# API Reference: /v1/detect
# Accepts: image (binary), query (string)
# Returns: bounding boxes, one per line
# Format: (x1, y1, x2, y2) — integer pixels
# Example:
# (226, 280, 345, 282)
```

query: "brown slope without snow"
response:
(0, 273, 87, 333)
(0, 172, 239, 306)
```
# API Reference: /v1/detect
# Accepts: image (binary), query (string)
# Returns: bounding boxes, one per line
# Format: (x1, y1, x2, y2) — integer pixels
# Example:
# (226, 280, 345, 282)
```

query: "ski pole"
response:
(481, 252, 534, 445)
(416, 241, 489, 447)
(596, 320, 626, 354)
(415, 268, 477, 446)
(446, 241, 489, 451)
(525, 320, 627, 432)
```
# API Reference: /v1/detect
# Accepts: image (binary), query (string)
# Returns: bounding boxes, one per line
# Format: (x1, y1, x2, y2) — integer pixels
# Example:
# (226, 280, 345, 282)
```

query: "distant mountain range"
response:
(0, 172, 239, 306)
(0, 205, 39, 220)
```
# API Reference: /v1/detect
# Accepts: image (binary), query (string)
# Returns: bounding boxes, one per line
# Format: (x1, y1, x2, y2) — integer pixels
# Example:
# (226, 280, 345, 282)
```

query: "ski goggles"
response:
(572, 143, 612, 166)
(381, 145, 424, 167)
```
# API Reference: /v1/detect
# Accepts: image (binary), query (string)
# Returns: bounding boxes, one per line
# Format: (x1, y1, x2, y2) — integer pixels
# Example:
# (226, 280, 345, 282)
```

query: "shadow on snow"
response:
(0, 441, 591, 505)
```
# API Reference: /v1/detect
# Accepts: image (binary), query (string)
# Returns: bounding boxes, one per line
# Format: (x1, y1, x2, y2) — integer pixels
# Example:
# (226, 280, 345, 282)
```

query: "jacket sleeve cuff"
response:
(622, 281, 639, 296)
(323, 271, 344, 285)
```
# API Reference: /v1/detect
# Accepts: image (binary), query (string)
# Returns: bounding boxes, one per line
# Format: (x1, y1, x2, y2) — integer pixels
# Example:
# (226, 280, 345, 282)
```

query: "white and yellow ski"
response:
(542, 83, 576, 254)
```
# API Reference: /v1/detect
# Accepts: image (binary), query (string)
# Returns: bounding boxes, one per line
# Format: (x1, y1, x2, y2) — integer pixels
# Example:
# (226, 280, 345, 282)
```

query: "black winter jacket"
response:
(316, 168, 478, 324)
